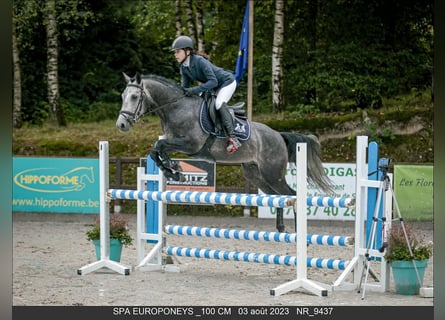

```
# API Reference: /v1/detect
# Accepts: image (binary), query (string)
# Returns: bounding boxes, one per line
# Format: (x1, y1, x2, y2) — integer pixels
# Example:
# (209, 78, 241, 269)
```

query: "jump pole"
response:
(77, 141, 131, 276)
(164, 225, 354, 246)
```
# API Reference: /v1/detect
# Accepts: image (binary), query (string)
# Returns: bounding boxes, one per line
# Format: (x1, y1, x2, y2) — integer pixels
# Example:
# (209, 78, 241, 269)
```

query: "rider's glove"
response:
(183, 87, 196, 96)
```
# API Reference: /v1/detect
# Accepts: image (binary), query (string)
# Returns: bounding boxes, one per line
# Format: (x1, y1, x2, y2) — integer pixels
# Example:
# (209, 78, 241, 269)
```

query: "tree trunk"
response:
(46, 0, 66, 126)
(175, 0, 182, 37)
(272, 0, 284, 113)
(184, 0, 196, 45)
(195, 1, 205, 53)
(306, 0, 317, 104)
(12, 13, 22, 129)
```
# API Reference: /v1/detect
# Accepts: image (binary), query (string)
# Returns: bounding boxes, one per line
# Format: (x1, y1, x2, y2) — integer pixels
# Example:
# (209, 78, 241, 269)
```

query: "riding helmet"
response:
(171, 35, 194, 51)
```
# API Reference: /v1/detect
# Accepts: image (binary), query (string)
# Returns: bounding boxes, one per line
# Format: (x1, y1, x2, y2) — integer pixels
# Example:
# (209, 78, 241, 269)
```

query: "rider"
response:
(171, 35, 242, 154)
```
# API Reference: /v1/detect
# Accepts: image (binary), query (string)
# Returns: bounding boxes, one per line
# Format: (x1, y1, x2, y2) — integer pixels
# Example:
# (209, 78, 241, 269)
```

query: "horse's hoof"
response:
(164, 170, 180, 181)
(171, 160, 183, 172)
(168, 172, 185, 182)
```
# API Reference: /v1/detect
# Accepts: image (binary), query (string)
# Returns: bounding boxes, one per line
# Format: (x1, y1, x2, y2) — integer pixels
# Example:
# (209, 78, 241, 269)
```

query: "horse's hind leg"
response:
(242, 163, 287, 232)
(276, 208, 285, 232)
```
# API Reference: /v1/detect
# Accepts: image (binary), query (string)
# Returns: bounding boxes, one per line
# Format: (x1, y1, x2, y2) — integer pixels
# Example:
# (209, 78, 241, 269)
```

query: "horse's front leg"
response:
(150, 149, 183, 181)
(149, 138, 188, 181)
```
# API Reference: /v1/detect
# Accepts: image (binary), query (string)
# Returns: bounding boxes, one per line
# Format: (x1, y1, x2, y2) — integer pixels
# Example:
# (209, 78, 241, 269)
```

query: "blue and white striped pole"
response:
(108, 189, 354, 209)
(165, 246, 349, 270)
(165, 225, 354, 247)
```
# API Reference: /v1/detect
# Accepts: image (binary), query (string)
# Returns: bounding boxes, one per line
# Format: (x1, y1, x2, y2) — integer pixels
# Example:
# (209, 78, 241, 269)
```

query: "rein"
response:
(120, 83, 187, 124)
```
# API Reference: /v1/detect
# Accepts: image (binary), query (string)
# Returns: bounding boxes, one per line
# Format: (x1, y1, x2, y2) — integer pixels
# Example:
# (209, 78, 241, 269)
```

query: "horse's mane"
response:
(141, 74, 184, 94)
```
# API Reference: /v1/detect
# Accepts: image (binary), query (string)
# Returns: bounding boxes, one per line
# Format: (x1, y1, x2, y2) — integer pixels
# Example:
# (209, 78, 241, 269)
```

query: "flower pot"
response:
(390, 259, 428, 295)
(93, 239, 123, 262)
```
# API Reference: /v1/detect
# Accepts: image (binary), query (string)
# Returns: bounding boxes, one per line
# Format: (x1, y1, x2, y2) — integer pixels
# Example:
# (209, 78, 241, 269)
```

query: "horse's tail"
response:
(280, 132, 335, 195)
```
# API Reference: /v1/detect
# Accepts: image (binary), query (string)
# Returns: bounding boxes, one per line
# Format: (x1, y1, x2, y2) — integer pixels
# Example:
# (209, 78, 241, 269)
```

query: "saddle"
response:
(199, 93, 251, 141)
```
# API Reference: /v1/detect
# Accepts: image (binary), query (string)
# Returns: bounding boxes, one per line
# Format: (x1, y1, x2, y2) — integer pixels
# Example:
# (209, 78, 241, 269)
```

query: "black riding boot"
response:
(218, 103, 242, 153)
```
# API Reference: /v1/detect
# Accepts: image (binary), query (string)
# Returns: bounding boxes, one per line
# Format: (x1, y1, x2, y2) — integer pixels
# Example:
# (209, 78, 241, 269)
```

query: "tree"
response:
(12, 0, 46, 126)
(45, 0, 66, 126)
(195, 1, 205, 52)
(12, 10, 22, 129)
(13, 0, 433, 124)
(175, 0, 182, 37)
(184, 0, 196, 43)
(272, 0, 284, 112)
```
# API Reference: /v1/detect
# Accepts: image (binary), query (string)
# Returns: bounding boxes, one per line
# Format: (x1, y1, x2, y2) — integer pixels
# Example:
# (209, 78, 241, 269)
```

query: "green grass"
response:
(13, 118, 161, 157)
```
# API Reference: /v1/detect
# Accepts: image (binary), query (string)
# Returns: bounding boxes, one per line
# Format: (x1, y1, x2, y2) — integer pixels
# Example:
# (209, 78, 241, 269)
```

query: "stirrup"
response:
(226, 137, 241, 154)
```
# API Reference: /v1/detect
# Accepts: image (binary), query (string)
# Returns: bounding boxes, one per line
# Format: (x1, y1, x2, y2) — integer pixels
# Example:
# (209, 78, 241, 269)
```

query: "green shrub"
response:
(86, 214, 133, 246)
(384, 224, 432, 262)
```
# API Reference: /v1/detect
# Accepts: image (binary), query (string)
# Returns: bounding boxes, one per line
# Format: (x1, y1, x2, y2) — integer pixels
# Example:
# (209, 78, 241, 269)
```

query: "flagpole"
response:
(243, 0, 254, 218)
(247, 0, 254, 121)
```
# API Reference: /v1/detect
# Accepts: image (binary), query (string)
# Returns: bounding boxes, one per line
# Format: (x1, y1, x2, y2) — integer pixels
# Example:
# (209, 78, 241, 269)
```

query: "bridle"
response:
(119, 83, 147, 125)
(119, 82, 187, 126)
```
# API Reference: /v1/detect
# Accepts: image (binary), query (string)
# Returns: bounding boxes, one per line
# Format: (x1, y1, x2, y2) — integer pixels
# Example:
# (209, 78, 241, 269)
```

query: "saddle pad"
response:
(199, 102, 251, 141)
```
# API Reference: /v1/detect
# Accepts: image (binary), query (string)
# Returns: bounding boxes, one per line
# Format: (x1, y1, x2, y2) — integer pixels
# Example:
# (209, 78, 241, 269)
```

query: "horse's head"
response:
(116, 72, 154, 132)
(117, 73, 193, 132)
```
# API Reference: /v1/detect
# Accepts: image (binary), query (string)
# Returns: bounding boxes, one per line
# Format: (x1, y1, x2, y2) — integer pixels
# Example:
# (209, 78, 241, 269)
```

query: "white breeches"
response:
(215, 80, 237, 110)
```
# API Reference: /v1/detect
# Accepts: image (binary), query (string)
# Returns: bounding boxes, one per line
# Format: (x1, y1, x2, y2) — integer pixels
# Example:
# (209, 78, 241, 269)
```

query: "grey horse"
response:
(116, 72, 334, 232)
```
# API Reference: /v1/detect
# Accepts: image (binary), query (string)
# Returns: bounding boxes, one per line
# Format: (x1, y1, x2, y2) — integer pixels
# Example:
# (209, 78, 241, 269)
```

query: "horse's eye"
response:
(131, 94, 138, 100)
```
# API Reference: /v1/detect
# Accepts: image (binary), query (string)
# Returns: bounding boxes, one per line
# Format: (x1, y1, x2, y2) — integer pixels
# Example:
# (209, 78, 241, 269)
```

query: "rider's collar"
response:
(182, 55, 191, 67)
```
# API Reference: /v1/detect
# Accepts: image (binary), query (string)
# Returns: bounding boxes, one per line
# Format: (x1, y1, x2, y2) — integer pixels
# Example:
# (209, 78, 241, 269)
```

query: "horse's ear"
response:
(123, 72, 131, 83)
(135, 72, 142, 84)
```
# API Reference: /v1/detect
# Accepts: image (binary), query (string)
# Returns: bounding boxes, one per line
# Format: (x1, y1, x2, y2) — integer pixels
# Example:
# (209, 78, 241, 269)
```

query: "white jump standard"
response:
(77, 141, 131, 276)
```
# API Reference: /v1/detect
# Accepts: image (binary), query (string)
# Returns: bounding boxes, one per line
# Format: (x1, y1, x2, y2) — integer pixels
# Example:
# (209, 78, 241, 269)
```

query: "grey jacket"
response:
(180, 54, 235, 94)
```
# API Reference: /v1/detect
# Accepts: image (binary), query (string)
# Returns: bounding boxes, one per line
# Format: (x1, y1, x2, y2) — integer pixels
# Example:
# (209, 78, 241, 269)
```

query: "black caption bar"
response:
(13, 306, 433, 320)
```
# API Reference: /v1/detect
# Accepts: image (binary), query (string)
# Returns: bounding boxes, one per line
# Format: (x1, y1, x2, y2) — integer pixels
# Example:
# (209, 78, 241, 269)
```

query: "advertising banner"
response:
(258, 163, 356, 221)
(165, 159, 216, 192)
(13, 157, 99, 213)
(139, 158, 216, 192)
(394, 165, 433, 221)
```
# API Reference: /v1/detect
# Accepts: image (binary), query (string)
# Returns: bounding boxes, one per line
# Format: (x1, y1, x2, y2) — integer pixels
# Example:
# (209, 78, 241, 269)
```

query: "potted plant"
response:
(384, 223, 433, 295)
(86, 214, 134, 262)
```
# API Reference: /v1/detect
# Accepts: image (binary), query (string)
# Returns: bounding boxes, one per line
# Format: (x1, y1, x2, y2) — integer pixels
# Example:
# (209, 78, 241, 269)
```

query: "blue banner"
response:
(235, 0, 249, 83)
(13, 157, 99, 213)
